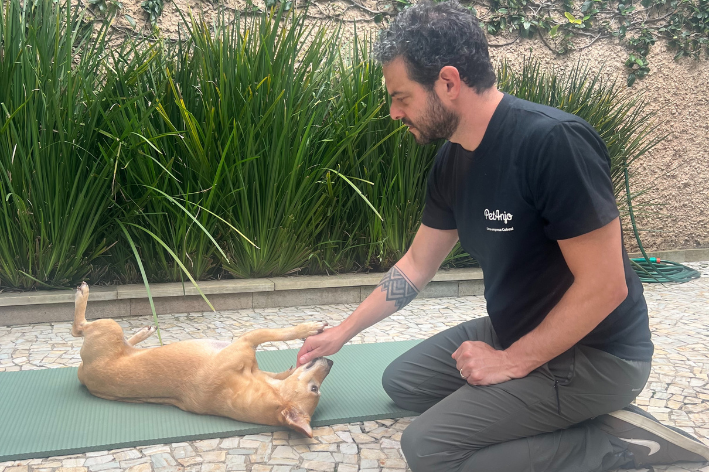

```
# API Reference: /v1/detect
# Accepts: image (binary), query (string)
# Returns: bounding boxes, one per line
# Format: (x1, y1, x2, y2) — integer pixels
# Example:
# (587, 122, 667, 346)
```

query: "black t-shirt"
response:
(422, 93, 653, 361)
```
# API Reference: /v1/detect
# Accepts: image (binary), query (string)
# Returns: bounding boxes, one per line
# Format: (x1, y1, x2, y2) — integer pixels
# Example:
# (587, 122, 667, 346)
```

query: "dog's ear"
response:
(281, 406, 313, 438)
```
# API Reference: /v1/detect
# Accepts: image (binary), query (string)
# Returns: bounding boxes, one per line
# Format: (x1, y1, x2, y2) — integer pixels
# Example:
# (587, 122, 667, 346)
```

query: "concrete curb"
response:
(2, 246, 705, 327)
(0, 268, 484, 326)
(627, 247, 709, 263)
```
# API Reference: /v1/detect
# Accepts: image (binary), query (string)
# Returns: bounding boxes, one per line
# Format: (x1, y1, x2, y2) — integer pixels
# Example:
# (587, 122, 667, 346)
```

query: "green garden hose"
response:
(623, 163, 700, 284)
(629, 257, 700, 284)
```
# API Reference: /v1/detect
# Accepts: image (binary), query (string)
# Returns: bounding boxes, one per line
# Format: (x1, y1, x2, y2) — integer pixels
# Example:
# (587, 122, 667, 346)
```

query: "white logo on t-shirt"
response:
(484, 209, 513, 224)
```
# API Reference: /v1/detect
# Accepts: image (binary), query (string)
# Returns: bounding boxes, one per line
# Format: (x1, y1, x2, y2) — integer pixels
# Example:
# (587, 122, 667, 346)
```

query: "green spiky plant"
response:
(0, 0, 664, 298)
(0, 0, 117, 289)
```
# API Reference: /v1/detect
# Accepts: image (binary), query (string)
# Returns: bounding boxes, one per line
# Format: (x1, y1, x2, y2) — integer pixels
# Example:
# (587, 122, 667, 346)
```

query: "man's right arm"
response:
(296, 224, 459, 366)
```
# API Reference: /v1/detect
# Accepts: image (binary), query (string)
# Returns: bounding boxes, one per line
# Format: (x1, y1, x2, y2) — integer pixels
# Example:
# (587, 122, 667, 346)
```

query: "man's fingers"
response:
(296, 343, 312, 368)
(297, 338, 323, 367)
(452, 345, 461, 360)
(298, 348, 321, 367)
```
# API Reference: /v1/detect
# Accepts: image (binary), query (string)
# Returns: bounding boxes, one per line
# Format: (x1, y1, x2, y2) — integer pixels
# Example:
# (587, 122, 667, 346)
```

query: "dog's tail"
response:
(71, 282, 90, 337)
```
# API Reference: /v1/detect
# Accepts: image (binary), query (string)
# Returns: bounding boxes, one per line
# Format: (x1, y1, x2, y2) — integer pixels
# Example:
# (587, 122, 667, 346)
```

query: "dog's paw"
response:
(127, 325, 157, 346)
(139, 326, 157, 338)
(300, 321, 328, 337)
(75, 281, 89, 301)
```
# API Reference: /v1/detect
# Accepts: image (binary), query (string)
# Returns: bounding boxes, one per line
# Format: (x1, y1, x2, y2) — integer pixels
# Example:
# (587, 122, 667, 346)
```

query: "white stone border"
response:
(2, 246, 706, 327)
(0, 269, 484, 326)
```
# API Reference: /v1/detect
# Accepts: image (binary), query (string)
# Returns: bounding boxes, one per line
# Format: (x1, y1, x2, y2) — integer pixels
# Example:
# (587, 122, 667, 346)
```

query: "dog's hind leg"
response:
(126, 326, 157, 346)
(235, 322, 328, 348)
(71, 282, 91, 337)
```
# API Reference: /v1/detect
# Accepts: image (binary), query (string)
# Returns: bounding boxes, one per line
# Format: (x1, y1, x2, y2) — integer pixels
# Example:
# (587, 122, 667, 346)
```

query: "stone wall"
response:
(105, 0, 709, 252)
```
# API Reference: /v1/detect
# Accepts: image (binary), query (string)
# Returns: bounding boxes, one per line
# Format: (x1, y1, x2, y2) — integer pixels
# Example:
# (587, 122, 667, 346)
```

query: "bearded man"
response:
(296, 2, 709, 470)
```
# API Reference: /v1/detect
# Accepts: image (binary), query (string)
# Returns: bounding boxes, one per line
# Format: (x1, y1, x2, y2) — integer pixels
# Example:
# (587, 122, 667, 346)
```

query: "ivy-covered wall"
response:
(89, 0, 709, 252)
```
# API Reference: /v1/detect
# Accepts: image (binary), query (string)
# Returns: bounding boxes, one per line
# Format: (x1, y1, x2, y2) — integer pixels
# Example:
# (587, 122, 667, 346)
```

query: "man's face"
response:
(382, 57, 460, 145)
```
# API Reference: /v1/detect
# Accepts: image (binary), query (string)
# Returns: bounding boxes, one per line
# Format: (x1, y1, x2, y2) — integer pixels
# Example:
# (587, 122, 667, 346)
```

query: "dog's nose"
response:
(325, 358, 333, 368)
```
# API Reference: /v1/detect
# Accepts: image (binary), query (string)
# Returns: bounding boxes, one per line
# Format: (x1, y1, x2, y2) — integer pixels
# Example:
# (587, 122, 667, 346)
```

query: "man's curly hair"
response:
(374, 1, 496, 93)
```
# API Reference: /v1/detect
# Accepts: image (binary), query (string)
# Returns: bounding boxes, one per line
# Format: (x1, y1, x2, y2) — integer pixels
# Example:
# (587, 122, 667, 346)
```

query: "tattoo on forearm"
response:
(377, 266, 420, 311)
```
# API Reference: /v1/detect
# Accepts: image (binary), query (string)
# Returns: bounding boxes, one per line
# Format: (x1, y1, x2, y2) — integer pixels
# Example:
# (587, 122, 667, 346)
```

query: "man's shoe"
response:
(597, 405, 709, 467)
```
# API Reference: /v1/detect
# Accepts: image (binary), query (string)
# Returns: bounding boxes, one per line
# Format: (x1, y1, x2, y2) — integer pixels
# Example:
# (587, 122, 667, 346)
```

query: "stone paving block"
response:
(150, 453, 177, 468)
(124, 464, 151, 472)
(84, 455, 113, 467)
(88, 462, 119, 471)
(299, 461, 334, 471)
(120, 458, 151, 468)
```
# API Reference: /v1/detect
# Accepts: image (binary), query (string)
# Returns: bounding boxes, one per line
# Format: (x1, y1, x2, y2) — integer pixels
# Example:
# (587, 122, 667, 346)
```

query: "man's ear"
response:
(281, 406, 313, 438)
(439, 65, 461, 97)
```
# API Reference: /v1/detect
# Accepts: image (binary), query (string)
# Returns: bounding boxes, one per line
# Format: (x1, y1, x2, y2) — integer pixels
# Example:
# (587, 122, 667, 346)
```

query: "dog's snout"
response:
(306, 357, 333, 369)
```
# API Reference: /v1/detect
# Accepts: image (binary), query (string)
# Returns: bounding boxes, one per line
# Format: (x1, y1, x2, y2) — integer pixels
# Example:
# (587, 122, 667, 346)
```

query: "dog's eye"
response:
(310, 385, 319, 393)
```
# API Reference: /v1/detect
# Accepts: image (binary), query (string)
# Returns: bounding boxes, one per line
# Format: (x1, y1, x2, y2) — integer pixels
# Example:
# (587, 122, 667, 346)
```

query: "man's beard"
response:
(404, 91, 460, 145)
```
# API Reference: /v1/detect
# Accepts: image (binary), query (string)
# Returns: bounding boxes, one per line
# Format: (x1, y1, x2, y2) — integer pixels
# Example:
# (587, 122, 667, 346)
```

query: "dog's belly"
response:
(191, 339, 231, 351)
(79, 358, 271, 419)
(79, 342, 222, 410)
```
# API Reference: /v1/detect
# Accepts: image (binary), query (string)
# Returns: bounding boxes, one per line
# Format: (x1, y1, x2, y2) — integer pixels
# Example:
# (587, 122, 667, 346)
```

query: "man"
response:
(296, 1, 709, 470)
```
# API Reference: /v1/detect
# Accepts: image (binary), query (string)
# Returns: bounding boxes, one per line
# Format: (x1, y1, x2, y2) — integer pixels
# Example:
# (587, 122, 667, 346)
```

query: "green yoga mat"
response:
(0, 340, 420, 461)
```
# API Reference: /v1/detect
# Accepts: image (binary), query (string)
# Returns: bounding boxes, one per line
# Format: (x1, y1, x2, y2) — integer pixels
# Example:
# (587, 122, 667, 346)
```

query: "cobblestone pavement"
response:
(1, 261, 708, 472)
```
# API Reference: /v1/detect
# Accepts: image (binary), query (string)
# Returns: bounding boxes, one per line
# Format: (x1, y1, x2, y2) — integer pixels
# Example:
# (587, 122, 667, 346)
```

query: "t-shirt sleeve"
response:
(531, 121, 620, 240)
(421, 143, 457, 230)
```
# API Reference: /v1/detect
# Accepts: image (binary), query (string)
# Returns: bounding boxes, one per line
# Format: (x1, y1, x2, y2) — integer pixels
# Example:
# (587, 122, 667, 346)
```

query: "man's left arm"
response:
(453, 216, 628, 385)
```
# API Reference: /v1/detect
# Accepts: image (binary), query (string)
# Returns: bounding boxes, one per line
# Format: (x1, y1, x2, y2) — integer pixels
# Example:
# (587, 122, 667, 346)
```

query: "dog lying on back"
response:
(71, 282, 332, 437)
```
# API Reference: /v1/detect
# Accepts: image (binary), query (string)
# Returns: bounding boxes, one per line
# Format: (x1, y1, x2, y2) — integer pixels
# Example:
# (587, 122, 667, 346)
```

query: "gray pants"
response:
(382, 317, 652, 472)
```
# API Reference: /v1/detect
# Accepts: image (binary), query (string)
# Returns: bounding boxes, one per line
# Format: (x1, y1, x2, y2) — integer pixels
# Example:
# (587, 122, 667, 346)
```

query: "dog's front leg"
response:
(215, 322, 327, 372)
(235, 322, 328, 348)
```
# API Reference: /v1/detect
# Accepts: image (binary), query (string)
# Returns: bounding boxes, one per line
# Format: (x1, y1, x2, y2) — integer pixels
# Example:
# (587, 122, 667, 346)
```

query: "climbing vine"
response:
(378, 0, 709, 86)
(84, 0, 162, 28)
(83, 0, 708, 85)
(140, 0, 164, 26)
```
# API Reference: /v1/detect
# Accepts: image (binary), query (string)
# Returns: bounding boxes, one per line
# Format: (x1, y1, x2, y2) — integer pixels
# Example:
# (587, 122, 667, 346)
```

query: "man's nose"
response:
(389, 103, 404, 121)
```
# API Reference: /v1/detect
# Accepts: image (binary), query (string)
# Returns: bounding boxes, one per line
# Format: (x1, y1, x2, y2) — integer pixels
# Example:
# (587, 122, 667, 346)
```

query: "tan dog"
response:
(71, 282, 333, 437)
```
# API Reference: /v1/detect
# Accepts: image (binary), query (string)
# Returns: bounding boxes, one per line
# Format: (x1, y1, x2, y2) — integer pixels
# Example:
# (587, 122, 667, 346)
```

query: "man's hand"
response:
(296, 325, 347, 367)
(452, 341, 524, 386)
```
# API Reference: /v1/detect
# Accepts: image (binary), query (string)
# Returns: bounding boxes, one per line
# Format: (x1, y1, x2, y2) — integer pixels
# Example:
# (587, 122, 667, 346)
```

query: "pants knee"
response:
(381, 358, 404, 402)
(400, 421, 425, 472)
(401, 419, 462, 472)
(402, 417, 490, 472)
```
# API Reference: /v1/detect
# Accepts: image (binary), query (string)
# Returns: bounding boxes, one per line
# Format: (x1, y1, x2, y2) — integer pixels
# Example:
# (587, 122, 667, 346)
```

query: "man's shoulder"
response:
(506, 95, 592, 136)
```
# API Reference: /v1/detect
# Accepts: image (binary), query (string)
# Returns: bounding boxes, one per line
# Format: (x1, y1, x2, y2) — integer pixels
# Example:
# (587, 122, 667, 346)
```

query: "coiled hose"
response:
(623, 163, 700, 284)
